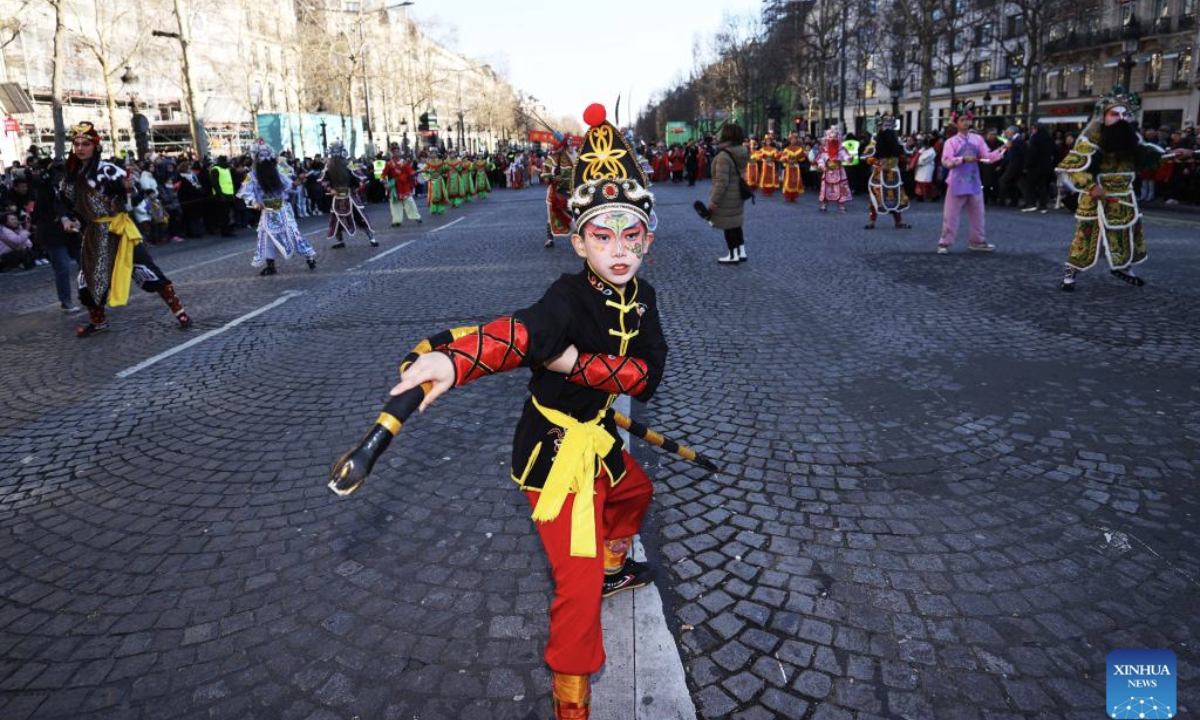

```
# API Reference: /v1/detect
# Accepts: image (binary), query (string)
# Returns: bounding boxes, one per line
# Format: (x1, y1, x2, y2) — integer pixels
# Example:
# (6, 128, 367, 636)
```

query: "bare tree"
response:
(39, 0, 68, 158)
(67, 0, 152, 154)
(892, 0, 943, 131)
(1000, 0, 1099, 126)
(795, 0, 846, 129)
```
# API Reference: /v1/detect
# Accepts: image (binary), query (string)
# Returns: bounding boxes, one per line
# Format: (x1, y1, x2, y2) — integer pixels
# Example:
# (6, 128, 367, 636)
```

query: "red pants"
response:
(524, 451, 653, 675)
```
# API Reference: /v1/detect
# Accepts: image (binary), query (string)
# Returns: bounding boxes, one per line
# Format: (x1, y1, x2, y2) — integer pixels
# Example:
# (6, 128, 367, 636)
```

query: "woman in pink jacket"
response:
(0, 210, 35, 270)
(937, 102, 1007, 254)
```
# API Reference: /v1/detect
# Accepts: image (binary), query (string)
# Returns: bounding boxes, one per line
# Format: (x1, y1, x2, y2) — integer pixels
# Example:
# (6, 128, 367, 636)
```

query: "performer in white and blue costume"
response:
(237, 140, 316, 276)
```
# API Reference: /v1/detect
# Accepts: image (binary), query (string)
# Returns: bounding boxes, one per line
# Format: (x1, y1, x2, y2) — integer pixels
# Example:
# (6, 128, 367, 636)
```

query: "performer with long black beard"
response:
(1056, 86, 1193, 291)
(862, 116, 912, 230)
(321, 141, 377, 249)
(63, 122, 193, 338)
(238, 140, 316, 276)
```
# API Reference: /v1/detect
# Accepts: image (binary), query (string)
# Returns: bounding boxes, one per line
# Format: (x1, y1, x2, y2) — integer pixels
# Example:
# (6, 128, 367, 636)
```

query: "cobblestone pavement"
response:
(1, 184, 1197, 720)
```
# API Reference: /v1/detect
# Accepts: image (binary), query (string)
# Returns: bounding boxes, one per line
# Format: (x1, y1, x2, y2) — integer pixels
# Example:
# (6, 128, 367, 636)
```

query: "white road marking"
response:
(115, 290, 305, 378)
(15, 303, 59, 316)
(358, 240, 416, 267)
(172, 249, 253, 274)
(350, 216, 465, 269)
(430, 216, 466, 233)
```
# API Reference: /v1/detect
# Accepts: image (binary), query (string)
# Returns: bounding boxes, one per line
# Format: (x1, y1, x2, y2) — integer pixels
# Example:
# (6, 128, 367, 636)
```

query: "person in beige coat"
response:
(706, 123, 751, 264)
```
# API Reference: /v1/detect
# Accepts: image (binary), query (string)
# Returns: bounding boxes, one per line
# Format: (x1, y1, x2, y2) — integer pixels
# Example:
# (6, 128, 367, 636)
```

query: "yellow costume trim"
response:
(1057, 136, 1097, 173)
(98, 213, 142, 307)
(376, 412, 402, 435)
(578, 125, 628, 181)
(530, 397, 614, 558)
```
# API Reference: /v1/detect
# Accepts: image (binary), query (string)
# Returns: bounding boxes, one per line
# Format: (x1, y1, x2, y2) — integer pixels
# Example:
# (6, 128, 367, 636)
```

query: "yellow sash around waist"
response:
(530, 397, 614, 558)
(98, 213, 142, 307)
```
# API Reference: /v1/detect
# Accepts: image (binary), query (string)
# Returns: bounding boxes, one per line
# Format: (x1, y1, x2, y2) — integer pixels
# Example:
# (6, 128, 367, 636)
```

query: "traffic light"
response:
(419, 112, 430, 132)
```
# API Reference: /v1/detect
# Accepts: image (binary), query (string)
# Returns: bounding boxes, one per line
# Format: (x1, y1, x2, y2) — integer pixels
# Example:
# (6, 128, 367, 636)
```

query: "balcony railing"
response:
(1144, 79, 1160, 91)
(1044, 27, 1121, 54)
(1153, 16, 1172, 33)
(1180, 15, 1196, 30)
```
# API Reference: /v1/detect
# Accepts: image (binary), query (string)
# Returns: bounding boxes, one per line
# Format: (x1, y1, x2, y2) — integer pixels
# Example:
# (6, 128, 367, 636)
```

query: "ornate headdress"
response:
(824, 126, 843, 142)
(1094, 85, 1141, 118)
(327, 140, 349, 159)
(567, 103, 655, 231)
(72, 121, 103, 150)
(251, 139, 276, 162)
(950, 101, 976, 123)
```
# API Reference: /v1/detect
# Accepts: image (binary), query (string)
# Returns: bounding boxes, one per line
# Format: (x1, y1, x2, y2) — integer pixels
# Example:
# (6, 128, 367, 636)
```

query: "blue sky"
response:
(410, 0, 763, 122)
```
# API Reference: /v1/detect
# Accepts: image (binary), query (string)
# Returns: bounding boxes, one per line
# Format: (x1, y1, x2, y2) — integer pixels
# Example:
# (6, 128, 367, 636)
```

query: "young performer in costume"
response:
(542, 133, 576, 248)
(445, 156, 463, 208)
(381, 144, 422, 227)
(862, 116, 912, 230)
(238, 140, 316, 275)
(459, 154, 476, 203)
(650, 143, 669, 183)
(63, 122, 193, 337)
(507, 153, 526, 189)
(745, 138, 761, 191)
(781, 134, 807, 202)
(473, 155, 493, 200)
(421, 152, 449, 215)
(321, 141, 377, 248)
(816, 127, 852, 212)
(757, 135, 780, 197)
(1056, 86, 1193, 291)
(937, 101, 1006, 254)
(335, 104, 666, 720)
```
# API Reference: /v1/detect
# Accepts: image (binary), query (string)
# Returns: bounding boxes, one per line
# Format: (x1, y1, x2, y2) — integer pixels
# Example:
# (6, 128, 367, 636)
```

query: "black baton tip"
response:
(327, 424, 394, 496)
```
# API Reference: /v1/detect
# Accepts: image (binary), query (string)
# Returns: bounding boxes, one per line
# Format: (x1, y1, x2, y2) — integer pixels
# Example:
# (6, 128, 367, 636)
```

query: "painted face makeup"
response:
(573, 210, 653, 288)
(1104, 106, 1132, 126)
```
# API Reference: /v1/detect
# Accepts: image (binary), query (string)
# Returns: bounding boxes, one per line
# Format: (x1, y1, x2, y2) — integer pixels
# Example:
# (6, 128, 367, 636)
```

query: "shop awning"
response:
(1038, 115, 1089, 124)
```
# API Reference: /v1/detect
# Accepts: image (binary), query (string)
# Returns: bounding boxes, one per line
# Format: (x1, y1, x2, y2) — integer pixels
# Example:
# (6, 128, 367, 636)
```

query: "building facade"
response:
(0, 0, 524, 164)
(797, 0, 1199, 136)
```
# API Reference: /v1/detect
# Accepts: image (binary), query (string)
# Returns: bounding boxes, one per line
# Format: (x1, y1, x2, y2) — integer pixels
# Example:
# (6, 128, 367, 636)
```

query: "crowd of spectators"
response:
(2, 122, 1195, 282)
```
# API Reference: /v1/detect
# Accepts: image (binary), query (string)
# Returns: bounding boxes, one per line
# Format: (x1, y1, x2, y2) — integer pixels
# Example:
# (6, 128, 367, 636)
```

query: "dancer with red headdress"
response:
(816, 127, 852, 212)
(542, 132, 576, 248)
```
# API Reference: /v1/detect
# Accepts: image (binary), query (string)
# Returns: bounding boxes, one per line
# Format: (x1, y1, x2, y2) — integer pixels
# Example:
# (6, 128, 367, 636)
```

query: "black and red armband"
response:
(435, 317, 529, 387)
(566, 353, 650, 397)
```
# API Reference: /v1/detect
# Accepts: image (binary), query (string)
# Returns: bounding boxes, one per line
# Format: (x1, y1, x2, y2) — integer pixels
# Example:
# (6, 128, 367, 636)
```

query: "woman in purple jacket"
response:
(937, 102, 1007, 254)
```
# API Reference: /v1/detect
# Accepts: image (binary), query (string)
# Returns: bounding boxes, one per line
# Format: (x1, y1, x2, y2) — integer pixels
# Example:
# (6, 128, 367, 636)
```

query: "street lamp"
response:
(982, 89, 992, 118)
(400, 118, 408, 153)
(319, 118, 328, 154)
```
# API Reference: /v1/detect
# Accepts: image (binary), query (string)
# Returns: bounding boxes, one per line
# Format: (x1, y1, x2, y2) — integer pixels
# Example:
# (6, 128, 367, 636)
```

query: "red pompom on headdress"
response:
(583, 103, 606, 128)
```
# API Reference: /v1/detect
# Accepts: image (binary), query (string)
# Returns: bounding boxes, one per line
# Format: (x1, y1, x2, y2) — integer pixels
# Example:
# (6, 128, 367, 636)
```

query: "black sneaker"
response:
(602, 559, 655, 598)
(76, 322, 110, 338)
